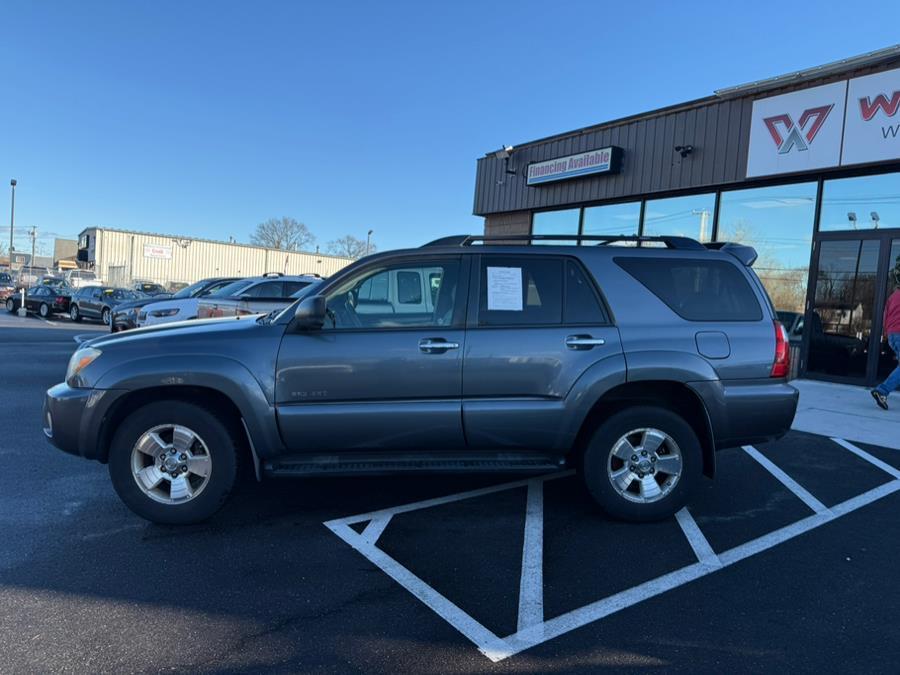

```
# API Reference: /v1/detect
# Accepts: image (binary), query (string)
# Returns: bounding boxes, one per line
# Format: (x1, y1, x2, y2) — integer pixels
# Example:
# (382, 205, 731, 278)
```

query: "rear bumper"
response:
(43, 383, 125, 461)
(690, 379, 798, 450)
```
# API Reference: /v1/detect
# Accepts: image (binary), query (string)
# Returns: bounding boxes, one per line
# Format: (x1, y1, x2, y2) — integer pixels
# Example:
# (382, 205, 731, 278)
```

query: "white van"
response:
(65, 269, 103, 289)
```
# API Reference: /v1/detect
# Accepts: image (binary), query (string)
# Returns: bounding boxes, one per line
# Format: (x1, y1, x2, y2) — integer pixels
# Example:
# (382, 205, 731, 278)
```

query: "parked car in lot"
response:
(6, 285, 72, 317)
(0, 272, 15, 302)
(69, 286, 145, 325)
(196, 273, 321, 319)
(65, 269, 102, 289)
(43, 234, 798, 525)
(133, 281, 171, 297)
(112, 277, 236, 332)
(135, 276, 240, 328)
(17, 266, 49, 288)
(38, 275, 71, 290)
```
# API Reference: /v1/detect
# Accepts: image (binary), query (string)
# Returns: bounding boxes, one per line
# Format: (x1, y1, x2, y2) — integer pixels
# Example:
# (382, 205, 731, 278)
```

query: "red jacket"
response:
(884, 289, 900, 336)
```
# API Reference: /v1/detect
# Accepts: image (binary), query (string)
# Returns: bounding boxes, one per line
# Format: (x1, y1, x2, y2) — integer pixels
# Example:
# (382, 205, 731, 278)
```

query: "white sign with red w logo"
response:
(746, 81, 846, 177)
(842, 68, 900, 166)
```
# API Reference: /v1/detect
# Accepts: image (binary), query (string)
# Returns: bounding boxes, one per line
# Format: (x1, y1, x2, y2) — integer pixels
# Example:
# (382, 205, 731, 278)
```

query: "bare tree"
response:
(327, 235, 375, 259)
(250, 217, 315, 252)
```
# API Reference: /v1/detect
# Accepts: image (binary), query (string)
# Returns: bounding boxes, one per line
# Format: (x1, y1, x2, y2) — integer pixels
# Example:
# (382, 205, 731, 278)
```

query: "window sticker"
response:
(486, 266, 523, 311)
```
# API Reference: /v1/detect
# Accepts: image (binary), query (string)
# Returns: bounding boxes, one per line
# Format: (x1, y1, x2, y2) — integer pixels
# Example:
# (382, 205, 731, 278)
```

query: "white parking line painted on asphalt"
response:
(674, 508, 721, 568)
(325, 440, 900, 662)
(517, 478, 544, 632)
(742, 445, 831, 514)
(830, 437, 900, 480)
(360, 515, 393, 545)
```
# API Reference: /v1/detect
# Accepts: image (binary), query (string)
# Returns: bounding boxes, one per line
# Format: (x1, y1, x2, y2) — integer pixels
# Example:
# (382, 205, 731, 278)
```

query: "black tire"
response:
(5, 298, 14, 313)
(39, 303, 50, 318)
(70, 304, 81, 322)
(108, 401, 241, 525)
(101, 307, 111, 325)
(582, 406, 702, 522)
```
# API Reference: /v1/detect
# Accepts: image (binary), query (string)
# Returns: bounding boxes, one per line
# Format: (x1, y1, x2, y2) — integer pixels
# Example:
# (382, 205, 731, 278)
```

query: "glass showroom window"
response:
(581, 202, 640, 242)
(642, 193, 715, 242)
(717, 182, 817, 314)
(820, 171, 900, 231)
(531, 208, 579, 244)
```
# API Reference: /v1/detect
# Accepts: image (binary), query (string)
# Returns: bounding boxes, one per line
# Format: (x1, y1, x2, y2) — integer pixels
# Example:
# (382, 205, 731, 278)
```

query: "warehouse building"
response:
(473, 46, 900, 387)
(77, 227, 354, 290)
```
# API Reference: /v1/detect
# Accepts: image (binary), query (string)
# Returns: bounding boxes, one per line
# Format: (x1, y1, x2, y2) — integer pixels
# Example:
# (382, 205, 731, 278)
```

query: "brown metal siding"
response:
(473, 97, 753, 216)
(473, 58, 900, 216)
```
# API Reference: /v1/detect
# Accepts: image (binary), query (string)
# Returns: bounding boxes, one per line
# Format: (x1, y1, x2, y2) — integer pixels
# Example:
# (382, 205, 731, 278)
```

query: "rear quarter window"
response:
(615, 257, 762, 322)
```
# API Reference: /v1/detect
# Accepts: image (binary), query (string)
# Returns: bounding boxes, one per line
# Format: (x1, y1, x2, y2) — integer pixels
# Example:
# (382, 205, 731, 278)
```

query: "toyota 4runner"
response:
(43, 234, 798, 524)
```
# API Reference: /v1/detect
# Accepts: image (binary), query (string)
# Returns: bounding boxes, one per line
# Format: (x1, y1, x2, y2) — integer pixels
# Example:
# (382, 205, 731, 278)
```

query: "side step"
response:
(264, 452, 566, 477)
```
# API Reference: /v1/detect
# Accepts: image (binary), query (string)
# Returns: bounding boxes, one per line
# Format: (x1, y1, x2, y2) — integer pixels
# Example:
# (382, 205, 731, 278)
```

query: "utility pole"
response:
(30, 226, 37, 273)
(8, 179, 15, 271)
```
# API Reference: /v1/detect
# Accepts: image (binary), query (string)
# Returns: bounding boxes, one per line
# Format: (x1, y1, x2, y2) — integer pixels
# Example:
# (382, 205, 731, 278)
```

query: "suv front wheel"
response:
(108, 401, 240, 524)
(582, 406, 702, 522)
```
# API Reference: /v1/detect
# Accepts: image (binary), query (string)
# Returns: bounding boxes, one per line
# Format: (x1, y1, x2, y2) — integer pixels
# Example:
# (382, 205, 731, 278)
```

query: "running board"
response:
(264, 453, 565, 477)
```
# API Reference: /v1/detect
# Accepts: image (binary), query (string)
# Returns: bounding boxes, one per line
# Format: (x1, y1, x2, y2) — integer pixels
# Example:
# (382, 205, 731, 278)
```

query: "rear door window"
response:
(616, 257, 762, 321)
(478, 257, 563, 326)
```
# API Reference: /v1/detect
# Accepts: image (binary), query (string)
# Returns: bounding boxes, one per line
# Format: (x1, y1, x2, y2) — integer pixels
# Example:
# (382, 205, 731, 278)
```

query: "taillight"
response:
(55, 297, 66, 305)
(771, 320, 790, 378)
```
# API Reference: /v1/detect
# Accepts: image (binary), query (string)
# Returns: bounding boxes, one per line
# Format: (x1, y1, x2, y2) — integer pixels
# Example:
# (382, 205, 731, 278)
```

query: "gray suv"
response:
(43, 234, 798, 524)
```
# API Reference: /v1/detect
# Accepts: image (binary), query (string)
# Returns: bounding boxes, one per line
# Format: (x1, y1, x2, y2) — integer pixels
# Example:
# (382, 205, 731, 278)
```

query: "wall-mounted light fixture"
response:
(674, 145, 694, 158)
(494, 145, 517, 183)
(872, 211, 881, 229)
(848, 212, 858, 229)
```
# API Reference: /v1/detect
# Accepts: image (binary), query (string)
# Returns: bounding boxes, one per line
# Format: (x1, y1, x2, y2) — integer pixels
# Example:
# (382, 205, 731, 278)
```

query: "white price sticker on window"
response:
(486, 266, 523, 311)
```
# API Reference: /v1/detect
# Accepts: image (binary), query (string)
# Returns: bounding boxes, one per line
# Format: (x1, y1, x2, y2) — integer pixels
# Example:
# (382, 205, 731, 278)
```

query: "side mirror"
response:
(293, 295, 326, 330)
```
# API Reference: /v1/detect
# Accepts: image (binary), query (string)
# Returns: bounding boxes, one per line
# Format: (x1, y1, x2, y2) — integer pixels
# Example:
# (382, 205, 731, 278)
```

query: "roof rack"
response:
(424, 234, 706, 250)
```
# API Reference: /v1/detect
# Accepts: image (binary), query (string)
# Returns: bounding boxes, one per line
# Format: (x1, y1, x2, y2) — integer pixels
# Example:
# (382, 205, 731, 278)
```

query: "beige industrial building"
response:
(77, 227, 354, 288)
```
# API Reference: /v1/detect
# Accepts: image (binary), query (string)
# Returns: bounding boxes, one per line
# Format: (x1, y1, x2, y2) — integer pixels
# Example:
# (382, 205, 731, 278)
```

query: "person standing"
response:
(872, 272, 900, 410)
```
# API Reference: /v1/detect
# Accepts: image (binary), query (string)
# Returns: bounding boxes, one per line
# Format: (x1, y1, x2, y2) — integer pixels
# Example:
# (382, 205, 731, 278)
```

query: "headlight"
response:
(150, 308, 179, 318)
(66, 347, 102, 386)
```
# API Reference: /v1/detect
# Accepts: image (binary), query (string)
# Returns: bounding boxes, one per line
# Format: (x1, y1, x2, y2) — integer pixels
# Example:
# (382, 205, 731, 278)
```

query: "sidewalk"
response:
(791, 378, 900, 450)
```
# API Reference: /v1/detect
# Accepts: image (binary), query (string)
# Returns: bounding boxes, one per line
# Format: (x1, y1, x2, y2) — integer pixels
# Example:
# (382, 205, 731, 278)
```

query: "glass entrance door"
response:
(805, 236, 892, 384)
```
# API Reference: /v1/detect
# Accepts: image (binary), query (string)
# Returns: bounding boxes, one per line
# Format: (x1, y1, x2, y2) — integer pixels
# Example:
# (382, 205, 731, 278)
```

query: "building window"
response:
(531, 208, 579, 245)
(717, 182, 817, 314)
(641, 193, 715, 242)
(819, 172, 900, 231)
(581, 202, 640, 240)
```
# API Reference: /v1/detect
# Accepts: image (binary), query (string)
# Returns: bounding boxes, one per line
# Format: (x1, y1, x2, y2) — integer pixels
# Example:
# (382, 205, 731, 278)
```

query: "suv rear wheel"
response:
(108, 401, 240, 524)
(582, 406, 701, 522)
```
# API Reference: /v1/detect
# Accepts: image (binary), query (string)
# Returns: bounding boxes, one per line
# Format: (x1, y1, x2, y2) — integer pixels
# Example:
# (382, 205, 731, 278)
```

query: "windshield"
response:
(172, 279, 208, 299)
(211, 279, 254, 297)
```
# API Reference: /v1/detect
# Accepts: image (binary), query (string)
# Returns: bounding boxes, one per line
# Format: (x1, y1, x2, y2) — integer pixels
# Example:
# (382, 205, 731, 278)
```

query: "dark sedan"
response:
(5, 285, 72, 318)
(69, 287, 145, 326)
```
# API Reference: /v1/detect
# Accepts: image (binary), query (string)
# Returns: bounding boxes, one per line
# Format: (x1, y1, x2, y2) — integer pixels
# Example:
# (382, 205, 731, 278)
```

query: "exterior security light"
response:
(493, 146, 514, 161)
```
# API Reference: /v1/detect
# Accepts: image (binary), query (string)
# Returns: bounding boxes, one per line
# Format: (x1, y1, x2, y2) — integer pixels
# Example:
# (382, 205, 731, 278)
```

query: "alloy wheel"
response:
(130, 424, 213, 505)
(606, 427, 683, 504)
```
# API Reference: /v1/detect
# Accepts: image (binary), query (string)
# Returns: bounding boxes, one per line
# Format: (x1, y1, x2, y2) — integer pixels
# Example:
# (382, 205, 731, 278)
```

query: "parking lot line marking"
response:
(743, 445, 830, 515)
(360, 515, 393, 545)
(326, 470, 575, 528)
(675, 508, 721, 567)
(326, 458, 900, 663)
(831, 438, 900, 480)
(517, 478, 544, 632)
(324, 519, 512, 661)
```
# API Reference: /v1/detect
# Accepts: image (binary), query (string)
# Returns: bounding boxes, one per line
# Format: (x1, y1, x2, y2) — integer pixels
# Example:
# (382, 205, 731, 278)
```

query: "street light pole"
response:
(8, 179, 16, 270)
(366, 229, 373, 256)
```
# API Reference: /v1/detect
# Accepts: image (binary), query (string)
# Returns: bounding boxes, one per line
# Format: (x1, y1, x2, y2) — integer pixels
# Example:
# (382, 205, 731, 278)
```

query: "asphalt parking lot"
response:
(3, 314, 900, 673)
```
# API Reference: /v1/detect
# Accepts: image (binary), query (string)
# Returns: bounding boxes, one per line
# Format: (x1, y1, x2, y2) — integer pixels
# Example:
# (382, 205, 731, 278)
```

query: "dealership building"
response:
(474, 46, 900, 387)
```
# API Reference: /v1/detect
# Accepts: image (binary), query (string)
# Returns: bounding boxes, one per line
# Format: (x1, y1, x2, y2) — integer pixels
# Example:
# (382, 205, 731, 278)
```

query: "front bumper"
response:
(43, 383, 125, 461)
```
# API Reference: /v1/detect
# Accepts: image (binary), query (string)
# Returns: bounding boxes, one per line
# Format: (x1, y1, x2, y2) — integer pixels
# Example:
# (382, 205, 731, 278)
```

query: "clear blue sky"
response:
(2, 0, 899, 256)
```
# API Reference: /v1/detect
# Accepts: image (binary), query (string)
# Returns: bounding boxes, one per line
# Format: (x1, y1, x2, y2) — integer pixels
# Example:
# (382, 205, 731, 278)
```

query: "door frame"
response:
(801, 229, 900, 386)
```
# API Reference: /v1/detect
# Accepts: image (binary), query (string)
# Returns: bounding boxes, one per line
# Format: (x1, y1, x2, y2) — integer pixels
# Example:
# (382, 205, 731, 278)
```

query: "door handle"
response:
(565, 335, 606, 350)
(419, 338, 460, 353)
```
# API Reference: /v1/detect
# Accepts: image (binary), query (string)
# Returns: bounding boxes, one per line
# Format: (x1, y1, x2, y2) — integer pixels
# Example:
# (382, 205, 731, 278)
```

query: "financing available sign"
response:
(747, 67, 900, 177)
(526, 146, 622, 186)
